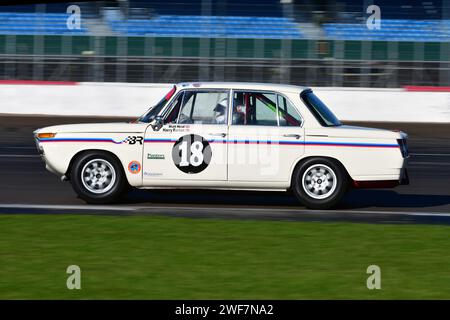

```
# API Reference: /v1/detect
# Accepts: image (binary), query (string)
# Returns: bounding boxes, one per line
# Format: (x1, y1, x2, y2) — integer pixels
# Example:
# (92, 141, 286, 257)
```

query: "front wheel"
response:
(292, 158, 348, 209)
(70, 151, 127, 204)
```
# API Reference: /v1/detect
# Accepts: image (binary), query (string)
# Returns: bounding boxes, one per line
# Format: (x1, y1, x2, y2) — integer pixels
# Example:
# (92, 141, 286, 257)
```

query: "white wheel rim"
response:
(81, 158, 116, 194)
(302, 164, 337, 200)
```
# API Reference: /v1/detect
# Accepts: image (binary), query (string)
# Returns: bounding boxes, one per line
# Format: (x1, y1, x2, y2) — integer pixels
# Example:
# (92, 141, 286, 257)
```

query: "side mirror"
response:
(151, 115, 164, 131)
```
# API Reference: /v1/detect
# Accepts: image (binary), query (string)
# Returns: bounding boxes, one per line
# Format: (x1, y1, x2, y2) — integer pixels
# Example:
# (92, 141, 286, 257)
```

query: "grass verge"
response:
(0, 214, 449, 299)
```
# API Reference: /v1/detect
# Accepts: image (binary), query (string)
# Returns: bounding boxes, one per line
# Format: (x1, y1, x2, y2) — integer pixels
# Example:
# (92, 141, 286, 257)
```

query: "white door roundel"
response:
(172, 134, 212, 174)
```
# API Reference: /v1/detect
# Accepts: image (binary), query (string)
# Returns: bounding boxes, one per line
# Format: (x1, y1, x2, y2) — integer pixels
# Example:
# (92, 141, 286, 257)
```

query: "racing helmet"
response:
(213, 97, 228, 124)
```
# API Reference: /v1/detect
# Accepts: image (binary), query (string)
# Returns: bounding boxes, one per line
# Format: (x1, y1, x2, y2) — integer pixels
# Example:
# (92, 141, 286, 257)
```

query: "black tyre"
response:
(292, 157, 348, 209)
(70, 151, 127, 204)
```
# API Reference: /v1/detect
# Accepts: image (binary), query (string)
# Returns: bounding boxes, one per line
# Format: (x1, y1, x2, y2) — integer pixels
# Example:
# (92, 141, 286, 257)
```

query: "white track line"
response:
(411, 153, 450, 156)
(0, 204, 449, 217)
(0, 204, 133, 211)
(409, 161, 450, 166)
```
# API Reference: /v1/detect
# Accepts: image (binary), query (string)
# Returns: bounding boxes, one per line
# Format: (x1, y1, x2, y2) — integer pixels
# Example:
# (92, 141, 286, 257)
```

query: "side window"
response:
(176, 91, 228, 124)
(232, 91, 278, 126)
(277, 95, 302, 126)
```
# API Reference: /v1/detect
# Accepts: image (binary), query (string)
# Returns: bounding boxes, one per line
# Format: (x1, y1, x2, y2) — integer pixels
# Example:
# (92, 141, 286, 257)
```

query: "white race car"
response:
(34, 82, 409, 209)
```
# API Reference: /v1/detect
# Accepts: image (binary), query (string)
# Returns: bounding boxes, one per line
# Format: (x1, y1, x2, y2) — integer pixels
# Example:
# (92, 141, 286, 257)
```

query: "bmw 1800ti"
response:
(34, 82, 409, 209)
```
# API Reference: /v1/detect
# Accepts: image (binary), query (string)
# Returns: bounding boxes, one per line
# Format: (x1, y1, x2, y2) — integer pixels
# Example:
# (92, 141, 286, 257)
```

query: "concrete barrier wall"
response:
(313, 87, 450, 123)
(0, 82, 172, 118)
(0, 82, 448, 122)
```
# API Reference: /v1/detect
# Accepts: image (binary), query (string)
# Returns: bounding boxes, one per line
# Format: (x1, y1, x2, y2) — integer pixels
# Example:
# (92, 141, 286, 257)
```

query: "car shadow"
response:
(121, 188, 450, 209)
(339, 189, 450, 209)
(122, 188, 299, 206)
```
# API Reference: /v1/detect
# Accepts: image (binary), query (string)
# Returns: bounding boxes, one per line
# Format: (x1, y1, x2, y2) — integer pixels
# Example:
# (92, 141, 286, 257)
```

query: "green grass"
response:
(0, 214, 449, 299)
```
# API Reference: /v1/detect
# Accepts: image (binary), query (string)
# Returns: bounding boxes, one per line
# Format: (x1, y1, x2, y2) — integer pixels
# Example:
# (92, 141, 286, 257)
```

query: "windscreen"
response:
(138, 85, 176, 123)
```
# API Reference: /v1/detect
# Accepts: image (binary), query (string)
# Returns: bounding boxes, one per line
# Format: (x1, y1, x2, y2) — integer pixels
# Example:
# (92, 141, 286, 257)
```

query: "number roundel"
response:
(172, 134, 212, 174)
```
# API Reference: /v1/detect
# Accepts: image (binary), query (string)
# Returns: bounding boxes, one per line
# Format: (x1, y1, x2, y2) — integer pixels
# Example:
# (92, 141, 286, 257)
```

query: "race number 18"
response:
(172, 134, 212, 173)
(179, 140, 204, 167)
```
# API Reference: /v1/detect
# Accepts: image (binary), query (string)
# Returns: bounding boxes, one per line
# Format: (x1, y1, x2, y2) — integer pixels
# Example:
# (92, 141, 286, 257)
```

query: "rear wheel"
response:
(292, 158, 348, 209)
(70, 151, 127, 204)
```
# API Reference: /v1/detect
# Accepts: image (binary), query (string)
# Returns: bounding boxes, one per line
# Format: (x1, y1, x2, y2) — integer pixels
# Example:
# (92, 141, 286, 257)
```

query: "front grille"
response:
(397, 139, 409, 158)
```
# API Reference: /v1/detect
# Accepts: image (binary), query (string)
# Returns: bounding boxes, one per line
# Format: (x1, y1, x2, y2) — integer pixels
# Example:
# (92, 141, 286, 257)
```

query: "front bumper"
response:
(34, 136, 44, 156)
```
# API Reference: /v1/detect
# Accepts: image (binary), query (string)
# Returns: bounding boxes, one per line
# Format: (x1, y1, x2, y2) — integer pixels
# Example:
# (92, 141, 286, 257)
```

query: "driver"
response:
(213, 97, 228, 124)
(233, 104, 246, 125)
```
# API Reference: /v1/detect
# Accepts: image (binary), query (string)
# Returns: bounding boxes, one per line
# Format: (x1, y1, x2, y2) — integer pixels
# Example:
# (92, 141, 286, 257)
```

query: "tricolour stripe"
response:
(304, 141, 398, 148)
(40, 137, 399, 149)
(40, 138, 125, 144)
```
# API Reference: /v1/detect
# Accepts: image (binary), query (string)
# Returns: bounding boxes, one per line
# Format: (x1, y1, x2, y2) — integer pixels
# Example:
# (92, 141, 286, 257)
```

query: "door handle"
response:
(283, 134, 301, 139)
(209, 133, 226, 138)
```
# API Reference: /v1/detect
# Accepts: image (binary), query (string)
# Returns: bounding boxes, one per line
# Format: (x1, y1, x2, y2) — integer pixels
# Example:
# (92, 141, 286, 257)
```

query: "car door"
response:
(227, 90, 305, 183)
(143, 89, 229, 182)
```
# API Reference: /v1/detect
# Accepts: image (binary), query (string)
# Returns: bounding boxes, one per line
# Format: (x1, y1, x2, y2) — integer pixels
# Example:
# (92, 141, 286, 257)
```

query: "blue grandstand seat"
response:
(107, 15, 304, 39)
(0, 12, 448, 42)
(323, 19, 449, 42)
(0, 12, 88, 35)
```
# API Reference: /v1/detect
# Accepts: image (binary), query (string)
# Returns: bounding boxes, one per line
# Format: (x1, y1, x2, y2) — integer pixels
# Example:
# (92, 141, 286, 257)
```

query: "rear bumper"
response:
(353, 169, 409, 188)
(400, 168, 409, 185)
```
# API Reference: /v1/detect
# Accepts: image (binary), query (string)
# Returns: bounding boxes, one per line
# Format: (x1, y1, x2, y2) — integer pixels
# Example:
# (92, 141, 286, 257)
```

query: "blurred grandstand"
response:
(0, 0, 448, 87)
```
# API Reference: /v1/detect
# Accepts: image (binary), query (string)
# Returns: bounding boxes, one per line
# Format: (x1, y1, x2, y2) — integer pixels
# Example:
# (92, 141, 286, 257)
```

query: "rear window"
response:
(301, 90, 341, 127)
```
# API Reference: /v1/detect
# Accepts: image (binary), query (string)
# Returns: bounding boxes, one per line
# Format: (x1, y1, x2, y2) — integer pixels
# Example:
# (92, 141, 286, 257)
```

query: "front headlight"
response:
(36, 132, 56, 140)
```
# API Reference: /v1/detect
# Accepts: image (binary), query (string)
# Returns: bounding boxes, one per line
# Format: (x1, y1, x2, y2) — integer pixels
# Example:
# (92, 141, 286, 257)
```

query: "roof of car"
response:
(176, 82, 309, 93)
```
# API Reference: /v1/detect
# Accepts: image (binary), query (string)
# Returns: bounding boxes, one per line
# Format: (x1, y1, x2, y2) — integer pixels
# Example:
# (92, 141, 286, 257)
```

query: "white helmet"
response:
(213, 97, 228, 124)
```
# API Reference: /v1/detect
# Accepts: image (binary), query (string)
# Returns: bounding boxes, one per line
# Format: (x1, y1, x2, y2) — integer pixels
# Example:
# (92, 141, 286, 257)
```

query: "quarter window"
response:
(277, 95, 302, 126)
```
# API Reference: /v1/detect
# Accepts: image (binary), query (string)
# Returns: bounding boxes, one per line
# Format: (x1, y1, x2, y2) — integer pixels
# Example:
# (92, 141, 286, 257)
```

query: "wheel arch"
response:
(289, 155, 352, 189)
(65, 149, 129, 185)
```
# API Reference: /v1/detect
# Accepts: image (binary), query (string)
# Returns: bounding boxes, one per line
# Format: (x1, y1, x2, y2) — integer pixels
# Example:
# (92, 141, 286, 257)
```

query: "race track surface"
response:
(0, 114, 449, 224)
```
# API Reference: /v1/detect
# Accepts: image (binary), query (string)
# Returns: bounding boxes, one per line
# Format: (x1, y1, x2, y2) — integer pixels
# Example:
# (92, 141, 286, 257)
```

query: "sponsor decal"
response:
(143, 171, 163, 177)
(172, 134, 212, 174)
(162, 124, 191, 133)
(123, 136, 143, 145)
(147, 153, 165, 160)
(128, 161, 141, 174)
